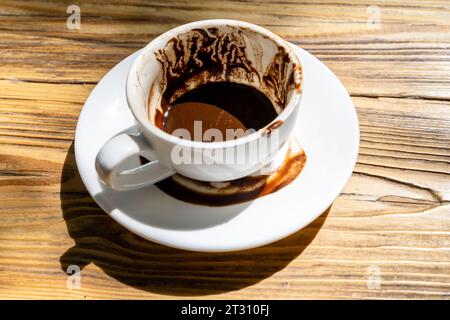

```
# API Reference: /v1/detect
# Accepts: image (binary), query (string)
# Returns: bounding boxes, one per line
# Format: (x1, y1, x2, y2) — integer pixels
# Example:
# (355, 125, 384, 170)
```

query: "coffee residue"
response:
(263, 120, 283, 136)
(259, 149, 306, 196)
(153, 25, 302, 120)
(162, 82, 278, 137)
(155, 140, 307, 206)
(162, 101, 247, 141)
(262, 46, 291, 107)
(155, 27, 259, 105)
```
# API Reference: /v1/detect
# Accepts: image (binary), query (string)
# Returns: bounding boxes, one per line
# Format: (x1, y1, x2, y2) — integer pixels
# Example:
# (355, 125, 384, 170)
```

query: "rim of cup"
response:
(126, 19, 303, 150)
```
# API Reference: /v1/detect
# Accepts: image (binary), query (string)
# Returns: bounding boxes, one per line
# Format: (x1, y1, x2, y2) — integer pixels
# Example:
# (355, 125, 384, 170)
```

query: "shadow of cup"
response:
(60, 142, 330, 296)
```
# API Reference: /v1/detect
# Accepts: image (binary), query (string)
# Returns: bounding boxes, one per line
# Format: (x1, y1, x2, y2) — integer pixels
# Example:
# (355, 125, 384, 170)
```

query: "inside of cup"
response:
(147, 23, 301, 127)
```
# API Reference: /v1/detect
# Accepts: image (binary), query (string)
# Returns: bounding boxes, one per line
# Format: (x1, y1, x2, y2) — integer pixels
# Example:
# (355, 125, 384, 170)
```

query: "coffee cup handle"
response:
(95, 130, 175, 191)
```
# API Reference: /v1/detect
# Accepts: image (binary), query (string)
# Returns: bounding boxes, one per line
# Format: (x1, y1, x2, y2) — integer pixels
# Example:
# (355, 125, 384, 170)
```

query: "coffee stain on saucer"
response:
(155, 138, 307, 206)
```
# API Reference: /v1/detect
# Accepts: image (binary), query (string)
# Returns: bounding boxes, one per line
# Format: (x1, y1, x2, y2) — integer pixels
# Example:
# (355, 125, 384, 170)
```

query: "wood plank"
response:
(0, 0, 449, 299)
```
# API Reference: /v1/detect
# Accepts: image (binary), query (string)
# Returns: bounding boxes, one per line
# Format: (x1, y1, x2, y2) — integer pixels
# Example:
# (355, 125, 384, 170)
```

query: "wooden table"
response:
(0, 0, 449, 299)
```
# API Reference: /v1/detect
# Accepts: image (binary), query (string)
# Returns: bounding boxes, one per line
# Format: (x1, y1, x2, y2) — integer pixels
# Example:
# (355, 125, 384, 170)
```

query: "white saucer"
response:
(75, 45, 359, 252)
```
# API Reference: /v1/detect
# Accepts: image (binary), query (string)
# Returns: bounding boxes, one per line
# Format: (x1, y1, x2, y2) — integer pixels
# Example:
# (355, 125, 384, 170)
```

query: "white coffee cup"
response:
(96, 19, 303, 191)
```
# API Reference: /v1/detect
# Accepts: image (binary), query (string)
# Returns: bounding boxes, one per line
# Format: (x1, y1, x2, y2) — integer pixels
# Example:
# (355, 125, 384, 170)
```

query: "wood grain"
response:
(0, 0, 449, 299)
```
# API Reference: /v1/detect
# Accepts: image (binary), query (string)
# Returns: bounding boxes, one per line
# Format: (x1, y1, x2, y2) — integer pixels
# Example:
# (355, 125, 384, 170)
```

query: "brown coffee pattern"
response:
(154, 25, 301, 116)
(262, 47, 291, 108)
(155, 28, 257, 104)
(263, 119, 284, 136)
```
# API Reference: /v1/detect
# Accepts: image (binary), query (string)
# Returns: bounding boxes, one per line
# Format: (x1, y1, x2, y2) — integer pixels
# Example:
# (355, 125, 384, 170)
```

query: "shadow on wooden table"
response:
(60, 142, 330, 296)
